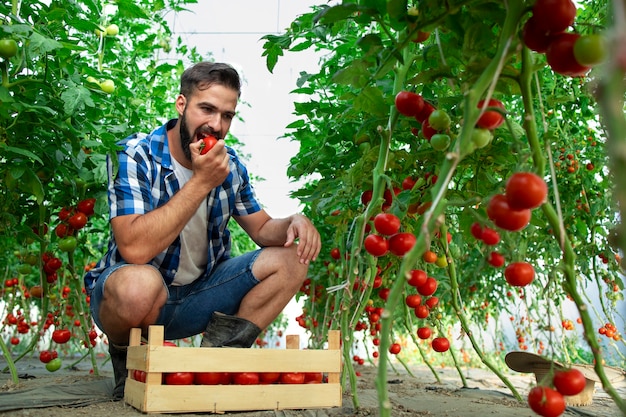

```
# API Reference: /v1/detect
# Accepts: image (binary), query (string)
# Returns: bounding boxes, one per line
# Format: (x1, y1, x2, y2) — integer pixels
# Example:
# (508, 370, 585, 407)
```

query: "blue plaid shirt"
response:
(84, 119, 262, 292)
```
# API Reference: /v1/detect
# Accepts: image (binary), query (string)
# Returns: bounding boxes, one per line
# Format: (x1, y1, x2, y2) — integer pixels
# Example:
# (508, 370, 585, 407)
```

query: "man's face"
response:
(177, 84, 238, 160)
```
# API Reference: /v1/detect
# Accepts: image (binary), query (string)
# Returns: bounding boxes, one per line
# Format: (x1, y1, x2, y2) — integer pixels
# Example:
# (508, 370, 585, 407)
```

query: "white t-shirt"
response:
(170, 157, 208, 286)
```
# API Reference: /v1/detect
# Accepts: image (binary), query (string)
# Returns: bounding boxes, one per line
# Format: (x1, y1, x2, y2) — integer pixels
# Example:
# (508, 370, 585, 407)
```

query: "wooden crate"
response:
(124, 325, 342, 413)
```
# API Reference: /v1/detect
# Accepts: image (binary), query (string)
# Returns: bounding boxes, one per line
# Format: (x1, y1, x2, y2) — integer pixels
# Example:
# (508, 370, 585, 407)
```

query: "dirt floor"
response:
(0, 354, 624, 417)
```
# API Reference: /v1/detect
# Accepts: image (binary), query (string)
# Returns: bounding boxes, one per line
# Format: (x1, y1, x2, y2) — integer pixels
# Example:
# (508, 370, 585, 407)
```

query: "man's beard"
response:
(179, 110, 220, 161)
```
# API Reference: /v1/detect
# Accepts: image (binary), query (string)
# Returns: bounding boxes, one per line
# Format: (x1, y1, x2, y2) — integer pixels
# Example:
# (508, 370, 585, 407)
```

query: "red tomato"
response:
(39, 350, 54, 364)
(486, 194, 531, 232)
(232, 372, 259, 385)
(394, 91, 424, 117)
(420, 119, 438, 141)
(389, 343, 401, 355)
(378, 287, 390, 301)
(527, 386, 566, 417)
(51, 329, 71, 344)
(488, 251, 505, 268)
(199, 134, 218, 155)
(164, 372, 194, 385)
(417, 327, 432, 340)
(417, 277, 438, 296)
(476, 98, 505, 130)
(361, 190, 373, 206)
(408, 269, 427, 287)
(330, 247, 341, 260)
(364, 234, 388, 257)
(432, 337, 450, 352)
(505, 172, 548, 210)
(504, 262, 535, 287)
(388, 232, 416, 257)
(77, 198, 96, 216)
(133, 369, 147, 383)
(280, 372, 305, 384)
(546, 32, 591, 77)
(68, 212, 88, 230)
(522, 15, 556, 53)
(58, 207, 72, 221)
(401, 176, 416, 191)
(259, 372, 281, 384)
(414, 101, 435, 124)
(470, 222, 483, 239)
(414, 305, 430, 319)
(553, 368, 586, 396)
(194, 371, 230, 385)
(405, 294, 422, 308)
(425, 296, 439, 309)
(532, 0, 577, 34)
(481, 227, 500, 245)
(304, 372, 324, 384)
(373, 213, 401, 236)
(54, 223, 71, 238)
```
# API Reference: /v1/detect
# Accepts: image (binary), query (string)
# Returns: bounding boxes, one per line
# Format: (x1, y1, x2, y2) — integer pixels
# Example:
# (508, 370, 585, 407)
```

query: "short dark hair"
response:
(180, 62, 241, 98)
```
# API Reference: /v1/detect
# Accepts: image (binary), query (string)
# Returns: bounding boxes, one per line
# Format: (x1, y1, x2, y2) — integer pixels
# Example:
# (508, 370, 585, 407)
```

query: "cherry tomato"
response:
(304, 372, 324, 384)
(45, 358, 62, 372)
(388, 232, 416, 257)
(68, 212, 88, 230)
(389, 343, 401, 355)
(505, 172, 548, 210)
(330, 247, 341, 260)
(486, 194, 531, 232)
(432, 337, 450, 352)
(39, 350, 54, 364)
(164, 372, 194, 385)
(522, 16, 555, 53)
(77, 198, 96, 216)
(405, 294, 422, 308)
(414, 304, 430, 319)
(408, 269, 427, 287)
(58, 236, 78, 253)
(373, 213, 401, 236)
(414, 101, 435, 124)
(481, 227, 500, 245)
(573, 33, 606, 66)
(259, 372, 281, 384)
(417, 277, 438, 296)
(0, 38, 18, 59)
(133, 369, 147, 382)
(394, 91, 424, 117)
(470, 222, 483, 239)
(547, 32, 591, 77)
(364, 234, 388, 257)
(199, 134, 219, 155)
(527, 386, 566, 417)
(417, 327, 432, 340)
(553, 368, 586, 396)
(425, 296, 439, 309)
(488, 251, 505, 267)
(504, 262, 535, 287)
(476, 98, 505, 130)
(428, 109, 451, 131)
(52, 328, 71, 344)
(532, 0, 576, 34)
(470, 128, 493, 148)
(421, 119, 438, 141)
(430, 133, 451, 151)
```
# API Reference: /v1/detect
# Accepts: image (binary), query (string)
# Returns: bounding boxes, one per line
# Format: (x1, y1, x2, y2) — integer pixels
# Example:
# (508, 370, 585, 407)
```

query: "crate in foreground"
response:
(124, 325, 342, 414)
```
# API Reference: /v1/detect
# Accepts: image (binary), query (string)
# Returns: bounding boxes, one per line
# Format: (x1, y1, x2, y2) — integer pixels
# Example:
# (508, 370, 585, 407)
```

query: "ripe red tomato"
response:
(405, 294, 422, 308)
(68, 212, 88, 230)
(417, 327, 432, 340)
(194, 371, 230, 385)
(232, 372, 260, 385)
(408, 269, 427, 287)
(394, 91, 424, 117)
(470, 222, 483, 239)
(51, 328, 71, 344)
(199, 134, 218, 155)
(522, 16, 556, 53)
(417, 277, 438, 296)
(505, 172, 548, 210)
(55, 223, 71, 238)
(546, 32, 591, 77)
(476, 98, 505, 130)
(77, 198, 96, 216)
(374, 213, 401, 236)
(401, 176, 416, 191)
(280, 372, 305, 384)
(39, 350, 54, 364)
(527, 386, 566, 417)
(361, 190, 373, 206)
(488, 251, 505, 267)
(414, 101, 435, 124)
(304, 372, 324, 384)
(414, 304, 430, 319)
(486, 194, 531, 232)
(420, 119, 438, 141)
(425, 296, 439, 309)
(133, 369, 147, 383)
(553, 369, 586, 396)
(388, 232, 416, 257)
(330, 247, 341, 260)
(504, 262, 535, 287)
(164, 372, 194, 385)
(364, 234, 388, 257)
(378, 287, 390, 301)
(432, 337, 450, 352)
(389, 343, 401, 355)
(532, 0, 577, 34)
(481, 227, 500, 245)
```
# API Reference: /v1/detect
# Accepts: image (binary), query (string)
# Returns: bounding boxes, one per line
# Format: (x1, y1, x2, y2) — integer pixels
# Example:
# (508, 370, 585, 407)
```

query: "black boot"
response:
(108, 343, 128, 400)
(200, 312, 261, 348)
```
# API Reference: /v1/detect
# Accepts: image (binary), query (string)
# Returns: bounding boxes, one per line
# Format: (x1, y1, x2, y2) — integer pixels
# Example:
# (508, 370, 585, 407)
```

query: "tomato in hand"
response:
(553, 368, 586, 396)
(164, 372, 194, 385)
(388, 232, 416, 257)
(487, 194, 531, 232)
(527, 386, 566, 417)
(394, 91, 424, 117)
(505, 172, 548, 210)
(280, 372, 305, 384)
(233, 372, 260, 385)
(476, 98, 505, 130)
(373, 213, 401, 236)
(199, 134, 219, 155)
(504, 262, 535, 287)
(432, 337, 450, 352)
(364, 234, 388, 257)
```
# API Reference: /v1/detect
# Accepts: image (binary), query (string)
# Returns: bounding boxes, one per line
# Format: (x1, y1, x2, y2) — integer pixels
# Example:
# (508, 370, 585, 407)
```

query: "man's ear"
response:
(175, 94, 186, 115)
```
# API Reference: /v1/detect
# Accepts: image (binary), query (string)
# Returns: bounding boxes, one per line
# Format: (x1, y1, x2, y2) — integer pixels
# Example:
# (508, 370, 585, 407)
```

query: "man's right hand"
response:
(189, 139, 230, 193)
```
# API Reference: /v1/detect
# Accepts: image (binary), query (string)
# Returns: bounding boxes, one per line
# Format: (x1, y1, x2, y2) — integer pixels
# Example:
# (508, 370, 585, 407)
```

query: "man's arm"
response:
(112, 141, 230, 264)
(235, 211, 321, 264)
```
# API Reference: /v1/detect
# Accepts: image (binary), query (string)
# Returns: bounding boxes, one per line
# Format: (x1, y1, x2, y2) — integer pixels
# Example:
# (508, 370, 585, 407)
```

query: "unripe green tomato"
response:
(105, 24, 119, 36)
(471, 128, 493, 148)
(17, 264, 32, 275)
(0, 38, 18, 59)
(58, 236, 78, 253)
(573, 34, 606, 66)
(99, 79, 115, 94)
(428, 110, 451, 131)
(45, 358, 62, 372)
(86, 76, 98, 84)
(430, 133, 451, 151)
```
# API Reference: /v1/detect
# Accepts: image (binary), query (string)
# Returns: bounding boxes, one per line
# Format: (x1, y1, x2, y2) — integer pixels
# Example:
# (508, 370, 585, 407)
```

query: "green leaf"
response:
(29, 31, 63, 56)
(4, 145, 44, 165)
(314, 4, 360, 24)
(353, 86, 387, 117)
(61, 84, 95, 115)
(290, 40, 313, 52)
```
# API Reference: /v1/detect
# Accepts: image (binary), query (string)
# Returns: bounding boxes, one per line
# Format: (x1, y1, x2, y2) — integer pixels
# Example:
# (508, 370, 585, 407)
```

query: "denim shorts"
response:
(89, 249, 262, 340)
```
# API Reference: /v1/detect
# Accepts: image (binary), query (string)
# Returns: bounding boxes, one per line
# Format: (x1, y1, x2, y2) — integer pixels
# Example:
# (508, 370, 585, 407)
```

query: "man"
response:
(84, 62, 321, 399)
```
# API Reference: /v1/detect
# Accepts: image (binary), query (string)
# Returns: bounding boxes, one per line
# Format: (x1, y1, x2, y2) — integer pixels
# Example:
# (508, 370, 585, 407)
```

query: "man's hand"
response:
(284, 214, 321, 264)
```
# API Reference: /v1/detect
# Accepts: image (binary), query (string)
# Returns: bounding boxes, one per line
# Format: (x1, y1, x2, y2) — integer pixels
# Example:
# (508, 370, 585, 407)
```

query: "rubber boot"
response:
(108, 343, 128, 400)
(200, 311, 261, 348)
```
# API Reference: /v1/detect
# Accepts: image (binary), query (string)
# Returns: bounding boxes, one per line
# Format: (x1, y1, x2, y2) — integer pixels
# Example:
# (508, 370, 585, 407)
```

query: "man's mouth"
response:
(196, 129, 219, 142)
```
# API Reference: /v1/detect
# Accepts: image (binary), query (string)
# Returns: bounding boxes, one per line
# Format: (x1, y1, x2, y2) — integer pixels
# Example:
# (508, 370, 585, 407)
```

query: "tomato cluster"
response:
(527, 368, 586, 417)
(522, 0, 605, 77)
(132, 369, 324, 386)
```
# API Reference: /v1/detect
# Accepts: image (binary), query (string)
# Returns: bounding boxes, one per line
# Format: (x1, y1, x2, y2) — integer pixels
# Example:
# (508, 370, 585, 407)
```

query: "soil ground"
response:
(0, 355, 624, 416)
